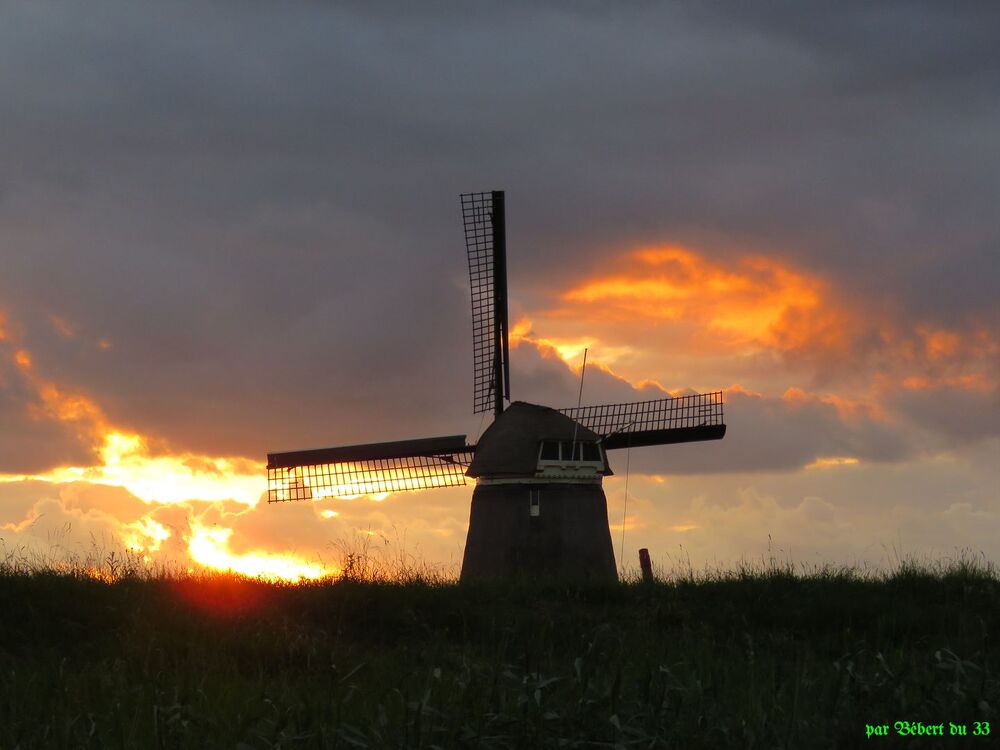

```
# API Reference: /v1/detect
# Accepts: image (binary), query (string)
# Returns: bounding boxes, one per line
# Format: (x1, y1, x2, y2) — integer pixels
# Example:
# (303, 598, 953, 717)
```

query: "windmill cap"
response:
(466, 401, 611, 479)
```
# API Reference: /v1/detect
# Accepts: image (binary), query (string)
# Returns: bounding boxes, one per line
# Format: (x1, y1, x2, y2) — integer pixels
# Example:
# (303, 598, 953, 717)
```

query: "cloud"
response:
(0, 2, 997, 574)
(0, 1, 996, 465)
(889, 382, 1000, 444)
(604, 455, 1000, 574)
(0, 339, 100, 473)
(0, 479, 337, 580)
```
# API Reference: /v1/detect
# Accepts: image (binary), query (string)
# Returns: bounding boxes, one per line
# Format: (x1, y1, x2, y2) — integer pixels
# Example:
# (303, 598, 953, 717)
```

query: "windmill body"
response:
(265, 191, 726, 580)
(462, 401, 617, 580)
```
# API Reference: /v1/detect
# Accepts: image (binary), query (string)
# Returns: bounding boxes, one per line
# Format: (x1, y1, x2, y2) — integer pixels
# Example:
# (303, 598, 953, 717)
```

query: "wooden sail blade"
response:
(266, 435, 475, 503)
(600, 424, 726, 450)
(461, 190, 509, 416)
(559, 391, 726, 448)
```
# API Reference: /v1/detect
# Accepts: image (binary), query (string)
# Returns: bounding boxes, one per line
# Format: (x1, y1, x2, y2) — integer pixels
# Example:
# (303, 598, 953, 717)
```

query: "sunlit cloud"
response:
(900, 373, 994, 393)
(2, 431, 264, 506)
(0, 316, 382, 582)
(511, 316, 635, 371)
(559, 245, 834, 352)
(523, 245, 997, 400)
(805, 456, 861, 470)
(187, 520, 331, 582)
(2, 335, 263, 505)
(120, 516, 172, 553)
(501, 244, 997, 504)
(0, 314, 305, 581)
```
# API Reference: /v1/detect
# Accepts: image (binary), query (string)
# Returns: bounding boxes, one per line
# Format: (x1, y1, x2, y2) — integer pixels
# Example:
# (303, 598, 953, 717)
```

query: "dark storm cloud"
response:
(0, 1, 997, 465)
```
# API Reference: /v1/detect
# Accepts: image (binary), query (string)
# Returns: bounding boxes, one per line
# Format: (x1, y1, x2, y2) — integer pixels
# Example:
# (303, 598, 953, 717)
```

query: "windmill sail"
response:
(559, 391, 725, 450)
(266, 435, 475, 503)
(263, 189, 727, 581)
(461, 191, 509, 417)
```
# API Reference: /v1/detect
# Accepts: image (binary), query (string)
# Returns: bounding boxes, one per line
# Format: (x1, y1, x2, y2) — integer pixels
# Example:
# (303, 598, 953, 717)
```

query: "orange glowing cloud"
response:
(509, 317, 635, 370)
(13, 343, 107, 442)
(517, 244, 996, 403)
(2, 416, 264, 507)
(901, 373, 994, 393)
(805, 456, 860, 470)
(560, 245, 835, 352)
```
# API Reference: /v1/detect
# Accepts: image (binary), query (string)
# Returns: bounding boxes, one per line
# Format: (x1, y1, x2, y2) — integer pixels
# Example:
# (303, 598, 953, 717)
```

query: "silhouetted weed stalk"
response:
(0, 538, 997, 748)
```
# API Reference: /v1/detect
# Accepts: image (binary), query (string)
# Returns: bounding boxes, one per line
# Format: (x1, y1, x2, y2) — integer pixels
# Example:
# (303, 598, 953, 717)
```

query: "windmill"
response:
(265, 191, 726, 580)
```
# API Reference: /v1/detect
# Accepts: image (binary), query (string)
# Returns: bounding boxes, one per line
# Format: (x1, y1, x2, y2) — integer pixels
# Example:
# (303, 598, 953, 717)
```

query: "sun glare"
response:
(120, 517, 172, 553)
(187, 522, 330, 582)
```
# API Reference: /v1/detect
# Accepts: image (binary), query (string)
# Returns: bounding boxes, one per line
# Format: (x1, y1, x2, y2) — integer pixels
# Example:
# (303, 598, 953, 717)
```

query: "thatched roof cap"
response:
(466, 401, 610, 478)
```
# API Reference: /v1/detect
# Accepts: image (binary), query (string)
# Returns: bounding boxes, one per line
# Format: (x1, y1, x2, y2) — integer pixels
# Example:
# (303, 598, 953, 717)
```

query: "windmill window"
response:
(538, 440, 603, 463)
(564, 441, 600, 461)
(529, 489, 540, 517)
(539, 441, 560, 460)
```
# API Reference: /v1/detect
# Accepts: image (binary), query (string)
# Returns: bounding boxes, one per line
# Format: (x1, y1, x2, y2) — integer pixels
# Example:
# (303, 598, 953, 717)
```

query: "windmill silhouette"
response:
(265, 191, 726, 580)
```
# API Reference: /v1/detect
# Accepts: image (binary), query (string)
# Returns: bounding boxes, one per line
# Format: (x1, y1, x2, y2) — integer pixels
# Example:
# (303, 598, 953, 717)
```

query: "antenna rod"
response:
(570, 347, 588, 458)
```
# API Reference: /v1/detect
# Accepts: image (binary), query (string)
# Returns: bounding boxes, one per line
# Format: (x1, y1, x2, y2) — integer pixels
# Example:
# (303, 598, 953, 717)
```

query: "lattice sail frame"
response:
(559, 391, 725, 437)
(461, 191, 508, 415)
(267, 451, 475, 503)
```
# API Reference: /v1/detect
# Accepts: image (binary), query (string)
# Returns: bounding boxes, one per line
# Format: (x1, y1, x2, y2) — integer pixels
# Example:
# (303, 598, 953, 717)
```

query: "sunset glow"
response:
(1, 326, 304, 580)
(2, 339, 264, 505)
(187, 522, 330, 582)
(120, 516, 172, 553)
(1, 2, 996, 595)
(0, 429, 264, 506)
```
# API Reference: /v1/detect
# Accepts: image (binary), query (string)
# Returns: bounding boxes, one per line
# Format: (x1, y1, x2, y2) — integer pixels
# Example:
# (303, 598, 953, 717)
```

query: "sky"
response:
(1, 1, 997, 580)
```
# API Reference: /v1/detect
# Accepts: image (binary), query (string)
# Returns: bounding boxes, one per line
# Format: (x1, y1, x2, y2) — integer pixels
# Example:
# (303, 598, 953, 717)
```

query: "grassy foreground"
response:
(0, 557, 998, 749)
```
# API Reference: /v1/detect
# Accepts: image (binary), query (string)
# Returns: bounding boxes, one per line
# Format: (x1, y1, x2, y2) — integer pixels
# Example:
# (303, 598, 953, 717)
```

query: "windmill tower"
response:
(265, 191, 726, 580)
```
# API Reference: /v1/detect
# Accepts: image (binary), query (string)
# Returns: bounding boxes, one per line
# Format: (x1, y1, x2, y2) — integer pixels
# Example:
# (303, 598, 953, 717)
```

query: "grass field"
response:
(0, 550, 997, 749)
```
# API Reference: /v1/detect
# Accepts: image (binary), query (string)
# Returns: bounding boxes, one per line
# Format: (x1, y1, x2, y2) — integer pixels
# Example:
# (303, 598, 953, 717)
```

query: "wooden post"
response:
(638, 548, 653, 582)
